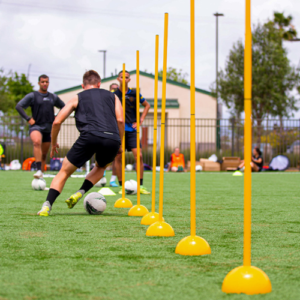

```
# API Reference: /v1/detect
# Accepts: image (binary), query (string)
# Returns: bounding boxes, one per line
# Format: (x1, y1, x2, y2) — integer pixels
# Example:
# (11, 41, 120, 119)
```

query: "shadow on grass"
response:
(51, 212, 130, 217)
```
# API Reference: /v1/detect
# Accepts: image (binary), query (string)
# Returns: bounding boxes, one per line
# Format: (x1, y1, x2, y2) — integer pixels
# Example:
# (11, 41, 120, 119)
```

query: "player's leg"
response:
(109, 160, 118, 187)
(38, 157, 77, 216)
(128, 131, 150, 195)
(250, 162, 259, 172)
(41, 132, 51, 172)
(30, 130, 43, 178)
(67, 136, 120, 209)
(115, 131, 127, 187)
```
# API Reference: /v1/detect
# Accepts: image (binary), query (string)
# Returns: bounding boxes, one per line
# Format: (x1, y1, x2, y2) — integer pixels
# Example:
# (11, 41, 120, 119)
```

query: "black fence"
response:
(1, 116, 299, 169)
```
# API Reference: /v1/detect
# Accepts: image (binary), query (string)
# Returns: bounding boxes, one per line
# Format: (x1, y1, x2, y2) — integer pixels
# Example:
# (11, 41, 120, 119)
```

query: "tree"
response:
(212, 21, 300, 144)
(158, 67, 188, 84)
(0, 70, 34, 115)
(272, 12, 297, 41)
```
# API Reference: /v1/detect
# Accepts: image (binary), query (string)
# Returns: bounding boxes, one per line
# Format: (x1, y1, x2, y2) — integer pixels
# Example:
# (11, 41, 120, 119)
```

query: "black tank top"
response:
(32, 91, 56, 125)
(75, 88, 120, 143)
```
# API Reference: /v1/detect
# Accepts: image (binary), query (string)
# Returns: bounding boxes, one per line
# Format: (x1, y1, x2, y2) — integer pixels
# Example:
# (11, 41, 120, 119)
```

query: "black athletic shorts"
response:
(29, 125, 51, 143)
(125, 131, 141, 151)
(67, 133, 120, 168)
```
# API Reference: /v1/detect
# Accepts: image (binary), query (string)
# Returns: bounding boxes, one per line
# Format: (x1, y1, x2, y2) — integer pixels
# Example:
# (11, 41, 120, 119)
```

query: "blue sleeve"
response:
(140, 93, 145, 104)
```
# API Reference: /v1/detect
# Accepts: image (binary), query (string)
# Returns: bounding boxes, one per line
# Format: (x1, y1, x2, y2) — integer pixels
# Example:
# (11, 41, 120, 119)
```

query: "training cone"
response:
(233, 170, 243, 176)
(141, 212, 163, 225)
(128, 205, 149, 216)
(175, 235, 211, 256)
(222, 266, 272, 295)
(114, 198, 133, 208)
(146, 221, 175, 237)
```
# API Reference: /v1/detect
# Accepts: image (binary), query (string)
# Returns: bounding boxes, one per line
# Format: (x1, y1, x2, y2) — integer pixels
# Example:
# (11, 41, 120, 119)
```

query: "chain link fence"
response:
(1, 115, 299, 169)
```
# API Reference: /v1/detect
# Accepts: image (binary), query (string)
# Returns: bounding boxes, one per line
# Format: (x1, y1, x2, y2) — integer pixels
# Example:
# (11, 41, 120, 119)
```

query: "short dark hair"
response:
(38, 74, 49, 82)
(83, 70, 101, 86)
(118, 70, 129, 76)
(109, 83, 118, 89)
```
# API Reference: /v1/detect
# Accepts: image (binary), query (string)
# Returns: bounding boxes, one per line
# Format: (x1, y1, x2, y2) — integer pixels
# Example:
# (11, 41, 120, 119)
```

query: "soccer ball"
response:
(196, 165, 203, 172)
(83, 192, 107, 215)
(125, 179, 137, 195)
(31, 178, 46, 191)
(95, 177, 107, 187)
(126, 164, 133, 171)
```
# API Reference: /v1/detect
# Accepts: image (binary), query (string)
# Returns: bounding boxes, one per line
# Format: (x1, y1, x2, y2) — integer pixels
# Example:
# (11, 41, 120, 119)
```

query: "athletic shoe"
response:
(65, 192, 83, 209)
(110, 181, 119, 187)
(140, 186, 151, 195)
(37, 201, 51, 216)
(34, 170, 43, 179)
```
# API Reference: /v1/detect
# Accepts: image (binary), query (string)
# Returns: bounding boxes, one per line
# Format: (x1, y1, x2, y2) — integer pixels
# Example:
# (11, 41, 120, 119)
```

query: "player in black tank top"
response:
(37, 70, 125, 216)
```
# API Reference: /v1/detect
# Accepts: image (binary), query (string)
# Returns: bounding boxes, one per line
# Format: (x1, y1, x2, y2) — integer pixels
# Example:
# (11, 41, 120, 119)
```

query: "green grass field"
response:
(1, 171, 300, 300)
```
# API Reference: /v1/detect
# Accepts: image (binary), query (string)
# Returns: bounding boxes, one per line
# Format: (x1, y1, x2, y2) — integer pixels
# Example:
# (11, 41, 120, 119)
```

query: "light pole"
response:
(98, 50, 107, 78)
(214, 12, 224, 151)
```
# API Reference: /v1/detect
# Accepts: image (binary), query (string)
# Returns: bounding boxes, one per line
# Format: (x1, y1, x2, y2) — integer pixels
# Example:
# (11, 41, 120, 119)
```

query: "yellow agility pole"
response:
(128, 51, 149, 216)
(175, 0, 211, 256)
(146, 13, 174, 237)
(141, 35, 162, 225)
(114, 64, 133, 208)
(222, 0, 272, 294)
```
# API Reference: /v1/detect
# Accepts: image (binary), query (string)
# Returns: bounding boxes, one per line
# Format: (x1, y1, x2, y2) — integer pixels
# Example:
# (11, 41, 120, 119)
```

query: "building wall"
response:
(55, 74, 216, 149)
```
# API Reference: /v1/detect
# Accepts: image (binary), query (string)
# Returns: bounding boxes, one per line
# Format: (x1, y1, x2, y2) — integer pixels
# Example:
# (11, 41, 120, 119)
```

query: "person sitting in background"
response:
(237, 147, 263, 172)
(168, 147, 185, 172)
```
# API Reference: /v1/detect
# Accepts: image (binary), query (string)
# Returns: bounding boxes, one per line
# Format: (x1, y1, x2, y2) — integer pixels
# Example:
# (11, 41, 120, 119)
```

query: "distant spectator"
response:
(237, 147, 263, 172)
(168, 147, 185, 172)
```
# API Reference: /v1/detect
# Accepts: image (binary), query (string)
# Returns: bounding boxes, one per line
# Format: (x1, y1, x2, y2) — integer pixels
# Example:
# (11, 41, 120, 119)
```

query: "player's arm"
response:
(140, 98, 150, 125)
(54, 95, 65, 109)
(15, 93, 35, 125)
(115, 95, 125, 153)
(50, 96, 78, 158)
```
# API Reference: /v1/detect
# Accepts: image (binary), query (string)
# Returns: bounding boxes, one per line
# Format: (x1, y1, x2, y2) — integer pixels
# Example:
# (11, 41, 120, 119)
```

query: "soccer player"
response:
(109, 83, 119, 187)
(37, 70, 124, 216)
(16, 75, 65, 178)
(114, 70, 151, 194)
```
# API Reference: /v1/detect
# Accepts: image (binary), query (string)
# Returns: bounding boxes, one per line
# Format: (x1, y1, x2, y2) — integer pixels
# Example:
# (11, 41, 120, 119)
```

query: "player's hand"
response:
(117, 146, 123, 154)
(50, 143, 59, 158)
(28, 118, 35, 125)
(132, 122, 137, 129)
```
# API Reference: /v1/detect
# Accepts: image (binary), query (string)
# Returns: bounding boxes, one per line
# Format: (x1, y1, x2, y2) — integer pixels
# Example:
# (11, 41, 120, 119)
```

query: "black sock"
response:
(237, 167, 240, 170)
(46, 188, 60, 206)
(79, 179, 94, 194)
(140, 178, 143, 186)
(36, 162, 42, 171)
(119, 181, 122, 186)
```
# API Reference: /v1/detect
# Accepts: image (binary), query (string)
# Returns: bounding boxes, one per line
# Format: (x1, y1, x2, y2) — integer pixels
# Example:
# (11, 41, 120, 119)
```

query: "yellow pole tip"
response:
(222, 266, 272, 295)
(175, 235, 211, 256)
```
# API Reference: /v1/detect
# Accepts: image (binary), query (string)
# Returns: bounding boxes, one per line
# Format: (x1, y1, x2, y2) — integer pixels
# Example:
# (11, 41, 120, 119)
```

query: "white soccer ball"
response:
(83, 192, 107, 215)
(196, 165, 203, 172)
(95, 177, 107, 187)
(125, 179, 137, 195)
(126, 164, 133, 171)
(31, 178, 46, 191)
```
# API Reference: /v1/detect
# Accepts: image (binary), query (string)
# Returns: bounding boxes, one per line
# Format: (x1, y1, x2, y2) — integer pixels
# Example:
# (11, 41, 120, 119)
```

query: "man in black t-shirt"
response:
(16, 75, 65, 178)
(37, 70, 124, 216)
(114, 71, 151, 194)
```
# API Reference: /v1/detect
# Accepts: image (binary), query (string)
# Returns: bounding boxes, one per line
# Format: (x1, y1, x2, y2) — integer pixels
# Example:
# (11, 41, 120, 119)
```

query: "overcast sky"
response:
(0, 0, 299, 117)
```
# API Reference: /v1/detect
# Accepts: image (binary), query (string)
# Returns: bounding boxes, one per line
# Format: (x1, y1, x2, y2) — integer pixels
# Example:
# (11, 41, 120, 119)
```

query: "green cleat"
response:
(65, 192, 83, 209)
(140, 186, 151, 195)
(37, 201, 51, 216)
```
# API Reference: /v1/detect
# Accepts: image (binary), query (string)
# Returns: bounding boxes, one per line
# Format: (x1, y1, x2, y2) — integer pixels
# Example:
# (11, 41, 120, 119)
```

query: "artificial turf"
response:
(0, 171, 300, 300)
